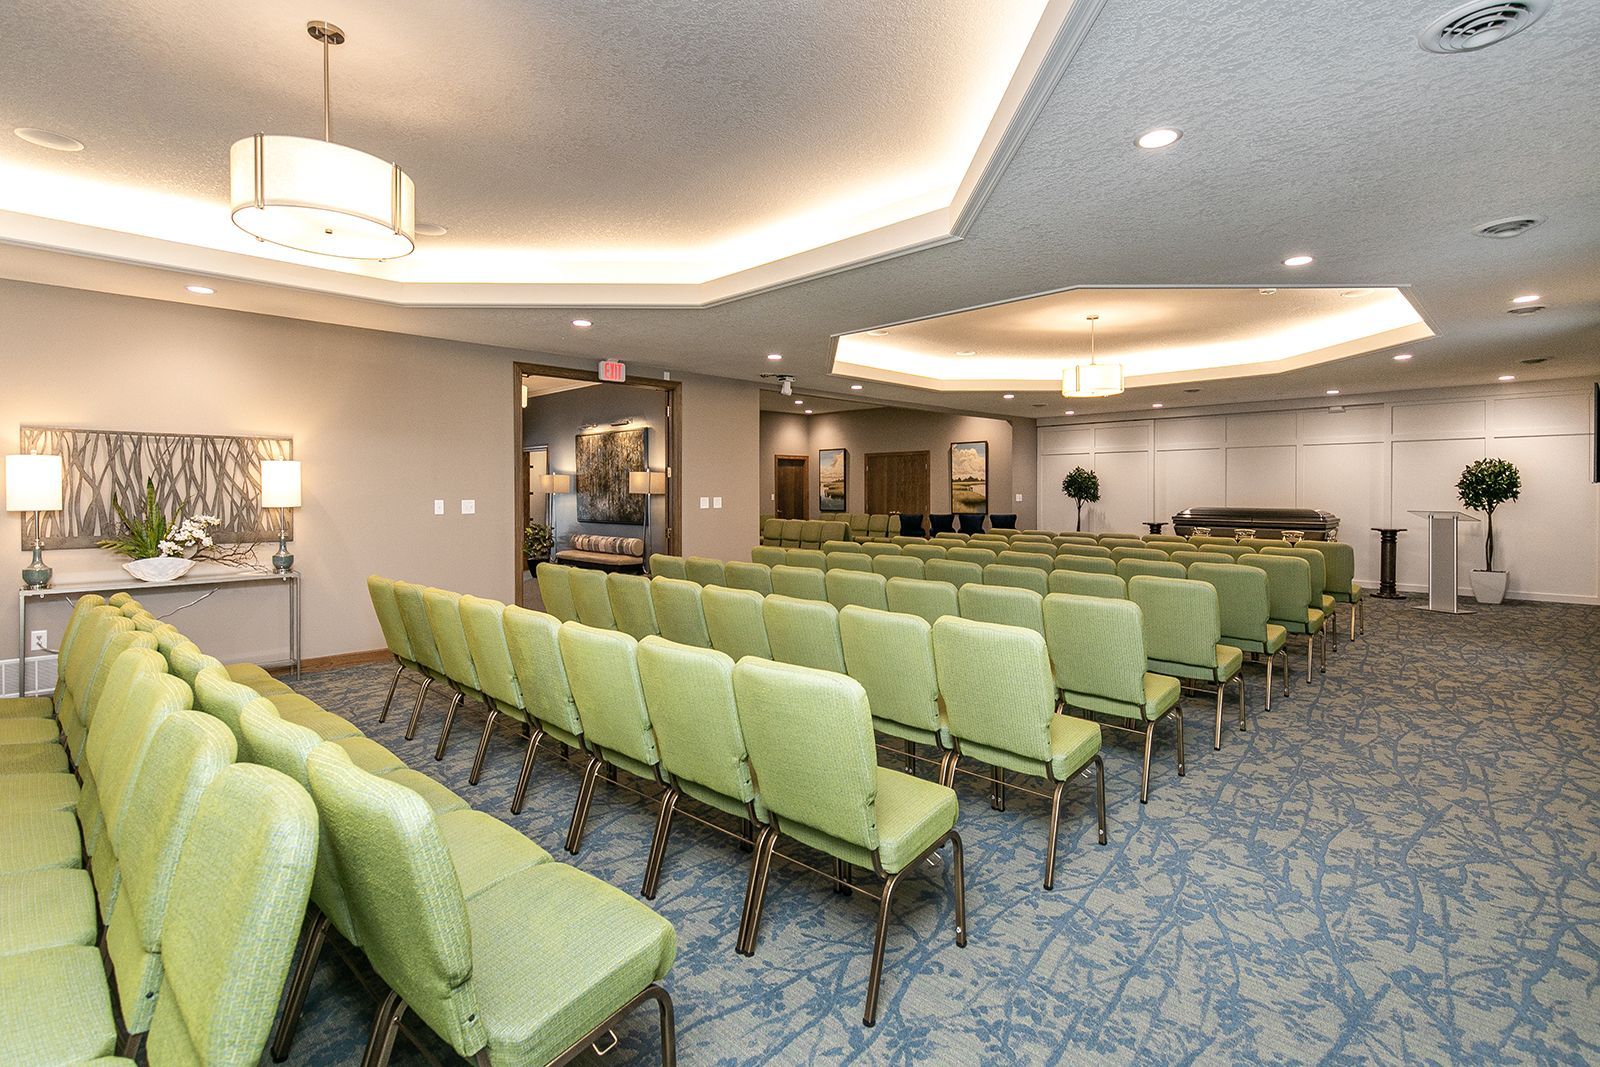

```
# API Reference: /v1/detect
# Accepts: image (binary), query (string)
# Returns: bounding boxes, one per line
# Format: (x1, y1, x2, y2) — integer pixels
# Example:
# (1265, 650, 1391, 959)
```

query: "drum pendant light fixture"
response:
(229, 20, 416, 260)
(1062, 314, 1124, 398)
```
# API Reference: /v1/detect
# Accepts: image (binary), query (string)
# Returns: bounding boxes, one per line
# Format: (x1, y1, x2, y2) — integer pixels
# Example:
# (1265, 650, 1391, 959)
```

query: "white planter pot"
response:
(123, 557, 196, 583)
(1469, 569, 1508, 605)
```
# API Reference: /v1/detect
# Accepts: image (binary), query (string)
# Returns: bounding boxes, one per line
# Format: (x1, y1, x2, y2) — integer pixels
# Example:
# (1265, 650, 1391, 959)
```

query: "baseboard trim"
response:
(292, 648, 392, 674)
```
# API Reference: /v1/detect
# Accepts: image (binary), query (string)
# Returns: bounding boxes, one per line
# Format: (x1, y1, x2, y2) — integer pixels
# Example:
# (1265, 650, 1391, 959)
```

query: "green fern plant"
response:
(97, 478, 181, 560)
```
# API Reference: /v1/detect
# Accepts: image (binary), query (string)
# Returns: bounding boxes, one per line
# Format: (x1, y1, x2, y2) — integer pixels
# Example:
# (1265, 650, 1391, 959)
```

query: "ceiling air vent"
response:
(1419, 1, 1551, 54)
(1474, 215, 1542, 238)
(1506, 304, 1546, 314)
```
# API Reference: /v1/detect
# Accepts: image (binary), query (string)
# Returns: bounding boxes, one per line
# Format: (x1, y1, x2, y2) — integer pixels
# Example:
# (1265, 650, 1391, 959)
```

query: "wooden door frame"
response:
(514, 362, 682, 607)
(864, 450, 931, 514)
(773, 454, 810, 520)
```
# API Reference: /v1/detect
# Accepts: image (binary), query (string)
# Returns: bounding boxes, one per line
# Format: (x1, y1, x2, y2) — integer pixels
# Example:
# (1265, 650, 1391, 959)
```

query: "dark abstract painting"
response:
(576, 427, 647, 524)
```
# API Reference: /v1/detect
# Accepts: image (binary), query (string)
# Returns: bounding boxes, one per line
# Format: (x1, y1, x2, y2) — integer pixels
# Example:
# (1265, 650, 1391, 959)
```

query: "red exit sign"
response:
(598, 359, 627, 383)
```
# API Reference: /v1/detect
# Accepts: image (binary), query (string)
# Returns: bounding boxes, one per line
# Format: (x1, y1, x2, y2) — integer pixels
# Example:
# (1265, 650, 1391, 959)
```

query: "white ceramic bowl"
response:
(123, 557, 196, 582)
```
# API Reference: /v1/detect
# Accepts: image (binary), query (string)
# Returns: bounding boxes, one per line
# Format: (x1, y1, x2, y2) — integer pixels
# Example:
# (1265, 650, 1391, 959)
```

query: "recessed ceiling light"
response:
(766, 353, 783, 362)
(794, 399, 803, 405)
(850, 384, 862, 390)
(1063, 410, 1076, 416)
(804, 409, 814, 415)
(1151, 403, 1164, 409)
(1002, 393, 1015, 400)
(571, 319, 593, 328)
(1511, 293, 1540, 303)
(414, 221, 448, 237)
(1393, 353, 1413, 361)
(14, 127, 84, 152)
(1326, 389, 1341, 395)
(1135, 127, 1182, 149)
(1498, 374, 1516, 381)
(1282, 255, 1314, 267)
(184, 285, 215, 295)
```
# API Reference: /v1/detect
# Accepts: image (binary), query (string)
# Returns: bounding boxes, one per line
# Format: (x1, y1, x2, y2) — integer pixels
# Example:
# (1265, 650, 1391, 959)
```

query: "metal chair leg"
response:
(863, 869, 905, 1027)
(740, 829, 779, 957)
(403, 677, 431, 740)
(904, 738, 916, 775)
(736, 826, 772, 955)
(834, 857, 853, 896)
(1265, 652, 1274, 711)
(1043, 779, 1067, 890)
(941, 751, 959, 788)
(641, 786, 680, 900)
(989, 765, 1006, 811)
(565, 756, 604, 855)
(433, 690, 464, 760)
(1282, 648, 1292, 697)
(1306, 636, 1314, 683)
(378, 663, 403, 723)
(1212, 686, 1224, 751)
(468, 706, 500, 784)
(1140, 722, 1155, 804)
(270, 909, 330, 1061)
(1321, 628, 1327, 672)
(361, 989, 408, 1067)
(510, 726, 544, 815)
(1174, 706, 1185, 778)
(949, 830, 968, 947)
(1237, 675, 1247, 732)
(648, 984, 678, 1067)
(1093, 754, 1107, 844)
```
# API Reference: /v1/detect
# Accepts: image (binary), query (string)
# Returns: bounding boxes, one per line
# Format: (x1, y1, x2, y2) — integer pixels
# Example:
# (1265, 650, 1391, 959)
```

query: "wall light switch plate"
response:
(713, 497, 723, 509)
(433, 499, 445, 515)
(1015, 494, 1023, 503)
(699, 496, 710, 509)
(461, 499, 476, 515)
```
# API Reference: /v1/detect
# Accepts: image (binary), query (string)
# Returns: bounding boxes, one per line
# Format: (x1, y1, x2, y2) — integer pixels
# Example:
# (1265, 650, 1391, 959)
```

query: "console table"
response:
(18, 570, 301, 685)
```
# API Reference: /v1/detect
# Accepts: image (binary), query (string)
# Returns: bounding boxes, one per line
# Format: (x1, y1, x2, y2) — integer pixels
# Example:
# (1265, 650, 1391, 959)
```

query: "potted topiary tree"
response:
(1061, 466, 1100, 532)
(1456, 457, 1521, 605)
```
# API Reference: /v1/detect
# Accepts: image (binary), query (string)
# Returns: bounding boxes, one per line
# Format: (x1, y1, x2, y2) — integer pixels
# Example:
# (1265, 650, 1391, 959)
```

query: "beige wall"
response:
(0, 279, 758, 667)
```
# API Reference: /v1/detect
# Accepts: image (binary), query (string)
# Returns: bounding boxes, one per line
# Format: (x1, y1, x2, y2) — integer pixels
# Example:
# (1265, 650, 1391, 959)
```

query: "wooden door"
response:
(865, 451, 930, 515)
(774, 455, 808, 519)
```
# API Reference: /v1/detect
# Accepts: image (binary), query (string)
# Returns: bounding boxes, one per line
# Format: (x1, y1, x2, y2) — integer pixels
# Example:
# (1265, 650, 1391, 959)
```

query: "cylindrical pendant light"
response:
(1062, 314, 1124, 398)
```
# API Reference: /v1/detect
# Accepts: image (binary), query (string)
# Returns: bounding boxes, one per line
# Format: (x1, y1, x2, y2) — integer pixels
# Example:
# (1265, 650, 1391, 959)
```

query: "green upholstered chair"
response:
(58, 609, 142, 767)
(1143, 534, 1188, 545)
(1306, 540, 1362, 639)
(996, 550, 1054, 573)
(503, 606, 589, 812)
(932, 616, 1105, 889)
(826, 551, 874, 572)
(72, 649, 172, 860)
(985, 564, 1050, 596)
(1043, 594, 1183, 804)
(930, 531, 967, 543)
(460, 595, 541, 788)
(823, 539, 863, 555)
(1055, 555, 1117, 576)
(864, 514, 890, 540)
(1171, 550, 1233, 569)
(563, 567, 615, 629)
(1189, 536, 1237, 549)
(635, 638, 766, 902)
(533, 563, 578, 623)
(723, 560, 774, 596)
(392, 581, 449, 741)
(1100, 538, 1148, 552)
(903, 543, 947, 563)
(786, 548, 826, 570)
(1264, 547, 1339, 649)
(885, 577, 960, 626)
(947, 546, 998, 566)
(970, 532, 1009, 545)
(1111, 547, 1168, 564)
(1243, 554, 1325, 681)
(1127, 577, 1246, 750)
(1007, 541, 1056, 556)
(826, 569, 890, 612)
(1116, 558, 1186, 583)
(798, 520, 826, 549)
(685, 556, 726, 588)
(890, 535, 927, 547)
(1057, 543, 1113, 559)
(367, 575, 421, 723)
(1241, 538, 1291, 552)
(558, 623, 666, 856)
(846, 513, 871, 542)
(0, 593, 102, 723)
(1011, 534, 1053, 545)
(305, 743, 676, 1067)
(924, 558, 984, 589)
(702, 586, 774, 663)
(423, 587, 493, 767)
(1053, 535, 1098, 547)
(770, 564, 827, 601)
(1048, 570, 1126, 599)
(779, 518, 804, 547)
(607, 573, 662, 639)
(1187, 562, 1289, 710)
(650, 553, 689, 579)
(861, 542, 902, 557)
(872, 555, 924, 581)
(838, 605, 949, 777)
(1208, 544, 1257, 561)
(730, 657, 964, 1026)
(649, 576, 713, 647)
(760, 518, 784, 546)
(958, 583, 1045, 635)
(750, 546, 786, 569)
(762, 595, 846, 672)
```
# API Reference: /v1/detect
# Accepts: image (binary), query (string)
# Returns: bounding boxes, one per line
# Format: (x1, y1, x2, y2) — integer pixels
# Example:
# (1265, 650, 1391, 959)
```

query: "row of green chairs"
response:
(758, 517, 851, 548)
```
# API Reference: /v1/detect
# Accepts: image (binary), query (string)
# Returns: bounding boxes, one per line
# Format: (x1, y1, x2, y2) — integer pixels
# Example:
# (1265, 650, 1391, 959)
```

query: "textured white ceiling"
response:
(1, 0, 1596, 417)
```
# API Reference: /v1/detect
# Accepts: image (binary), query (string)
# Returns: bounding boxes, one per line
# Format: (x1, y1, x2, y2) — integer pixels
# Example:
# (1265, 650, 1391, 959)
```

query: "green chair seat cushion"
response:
(269, 694, 364, 742)
(224, 662, 294, 696)
(0, 717, 60, 746)
(436, 809, 553, 901)
(866, 768, 958, 873)
(0, 696, 53, 719)
(1279, 607, 1326, 635)
(379, 768, 470, 815)
(1048, 714, 1103, 780)
(0, 772, 80, 816)
(0, 945, 117, 1063)
(1063, 672, 1181, 722)
(333, 736, 408, 776)
(0, 869, 97, 956)
(1148, 644, 1243, 683)
(1218, 624, 1287, 656)
(0, 742, 69, 775)
(465, 863, 676, 1067)
(1331, 583, 1363, 604)
(0, 811, 81, 874)
(1320, 594, 1337, 615)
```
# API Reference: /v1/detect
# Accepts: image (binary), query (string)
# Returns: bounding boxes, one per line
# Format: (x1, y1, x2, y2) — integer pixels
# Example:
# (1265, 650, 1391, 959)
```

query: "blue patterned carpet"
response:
(279, 596, 1600, 1065)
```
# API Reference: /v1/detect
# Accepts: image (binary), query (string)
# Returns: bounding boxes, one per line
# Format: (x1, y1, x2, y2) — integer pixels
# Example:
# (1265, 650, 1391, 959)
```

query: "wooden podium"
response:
(1407, 510, 1481, 614)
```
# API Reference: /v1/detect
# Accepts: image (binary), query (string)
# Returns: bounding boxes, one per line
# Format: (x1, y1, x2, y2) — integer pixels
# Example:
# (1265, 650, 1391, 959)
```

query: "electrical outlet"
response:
(433, 499, 445, 515)
(461, 499, 476, 515)
(699, 497, 710, 509)
(29, 630, 47, 651)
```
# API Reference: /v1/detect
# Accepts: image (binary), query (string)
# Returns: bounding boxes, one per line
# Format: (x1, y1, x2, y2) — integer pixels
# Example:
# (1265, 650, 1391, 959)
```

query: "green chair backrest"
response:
(762, 595, 846, 673)
(1117, 558, 1186, 583)
(958, 583, 1045, 634)
(534, 563, 578, 623)
(1100, 538, 1147, 551)
(394, 580, 447, 674)
(798, 520, 825, 548)
(865, 515, 889, 538)
(191, 664, 263, 759)
(995, 551, 1053, 574)
(423, 587, 483, 694)
(606, 573, 661, 639)
(649, 576, 712, 648)
(847, 514, 870, 538)
(559, 624, 659, 772)
(1171, 550, 1233, 569)
(971, 532, 1009, 544)
(861, 542, 902, 558)
(702, 585, 773, 662)
(924, 558, 984, 589)
(637, 638, 760, 818)
(1048, 570, 1126, 599)
(1242, 554, 1312, 624)
(761, 518, 784, 545)
(839, 606, 942, 743)
(1042, 594, 1149, 712)
(826, 569, 889, 612)
(1264, 547, 1327, 605)
(1111, 547, 1168, 563)
(1187, 562, 1271, 646)
(779, 519, 804, 547)
(82, 647, 173, 843)
(1144, 534, 1188, 544)
(825, 551, 873, 573)
(947, 546, 998, 566)
(1054, 536, 1098, 547)
(903, 543, 947, 563)
(566, 567, 618, 629)
(985, 564, 1049, 596)
(732, 659, 879, 864)
(786, 548, 826, 571)
(1056, 543, 1113, 559)
(872, 555, 923, 581)
(890, 536, 926, 547)
(885, 577, 960, 626)
(650, 553, 688, 579)
(685, 556, 726, 587)
(770, 564, 827, 601)
(459, 595, 525, 717)
(932, 616, 1055, 765)
(144, 763, 315, 1067)
(1055, 555, 1117, 576)
(1306, 541, 1356, 594)
(1127, 576, 1222, 669)
(1007, 541, 1056, 557)
(822, 539, 862, 555)
(1241, 538, 1292, 552)
(750, 546, 786, 569)
(1211, 544, 1258, 561)
(366, 576, 414, 663)
(502, 606, 585, 740)
(163, 637, 217, 691)
(73, 627, 159, 760)
(1011, 534, 1053, 545)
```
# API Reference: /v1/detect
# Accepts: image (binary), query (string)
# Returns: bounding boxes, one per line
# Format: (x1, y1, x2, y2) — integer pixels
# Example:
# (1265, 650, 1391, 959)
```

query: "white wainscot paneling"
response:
(1300, 441, 1386, 583)
(1489, 434, 1599, 601)
(1154, 416, 1226, 450)
(1226, 446, 1297, 508)
(1039, 426, 1094, 455)
(1088, 450, 1153, 534)
(1038, 452, 1093, 532)
(1094, 422, 1152, 452)
(1489, 394, 1593, 438)
(1227, 411, 1297, 446)
(1155, 449, 1225, 523)
(1393, 400, 1485, 440)
(1298, 405, 1386, 444)
(1391, 437, 1485, 594)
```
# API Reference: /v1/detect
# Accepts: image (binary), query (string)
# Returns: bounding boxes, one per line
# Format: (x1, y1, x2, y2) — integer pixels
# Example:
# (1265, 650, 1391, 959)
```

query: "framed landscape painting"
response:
(950, 440, 988, 513)
(818, 448, 847, 512)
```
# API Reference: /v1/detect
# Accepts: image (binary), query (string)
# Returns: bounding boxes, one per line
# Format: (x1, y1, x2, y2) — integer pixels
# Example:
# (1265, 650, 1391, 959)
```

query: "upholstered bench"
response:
(555, 533, 647, 572)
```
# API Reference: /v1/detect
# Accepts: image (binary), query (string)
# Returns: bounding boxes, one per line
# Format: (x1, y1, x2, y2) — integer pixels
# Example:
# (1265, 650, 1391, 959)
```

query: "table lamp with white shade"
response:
(261, 459, 301, 573)
(629, 469, 667, 557)
(6, 454, 63, 589)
